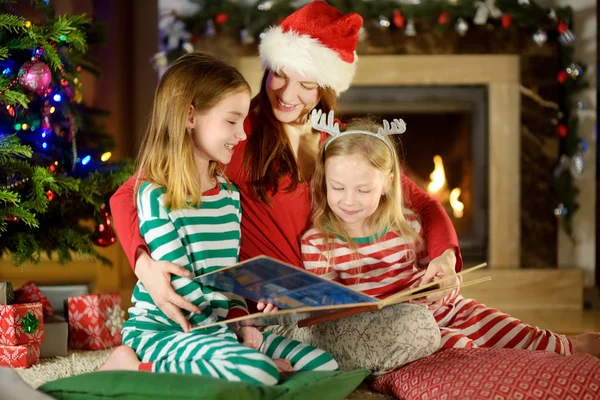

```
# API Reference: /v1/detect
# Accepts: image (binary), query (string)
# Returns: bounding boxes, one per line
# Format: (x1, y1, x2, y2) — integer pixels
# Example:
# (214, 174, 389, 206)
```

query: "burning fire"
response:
(427, 155, 446, 193)
(449, 188, 464, 218)
(426, 155, 464, 219)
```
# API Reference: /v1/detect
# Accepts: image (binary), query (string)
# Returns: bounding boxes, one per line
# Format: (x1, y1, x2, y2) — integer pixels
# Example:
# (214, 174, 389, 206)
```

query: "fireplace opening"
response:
(338, 86, 488, 262)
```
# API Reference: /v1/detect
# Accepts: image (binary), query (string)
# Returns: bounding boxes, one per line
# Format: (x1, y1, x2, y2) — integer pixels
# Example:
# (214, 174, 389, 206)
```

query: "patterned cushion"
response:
(372, 348, 600, 400)
(266, 303, 441, 375)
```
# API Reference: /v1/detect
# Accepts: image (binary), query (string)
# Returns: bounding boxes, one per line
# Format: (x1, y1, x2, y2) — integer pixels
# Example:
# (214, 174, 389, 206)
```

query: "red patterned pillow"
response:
(372, 348, 600, 400)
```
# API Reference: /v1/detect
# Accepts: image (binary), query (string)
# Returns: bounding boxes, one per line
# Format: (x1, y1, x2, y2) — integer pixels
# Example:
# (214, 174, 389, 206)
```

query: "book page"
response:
(196, 256, 379, 310)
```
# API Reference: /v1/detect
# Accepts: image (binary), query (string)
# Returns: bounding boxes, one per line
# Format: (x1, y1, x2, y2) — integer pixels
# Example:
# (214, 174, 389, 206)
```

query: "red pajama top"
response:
(109, 118, 462, 272)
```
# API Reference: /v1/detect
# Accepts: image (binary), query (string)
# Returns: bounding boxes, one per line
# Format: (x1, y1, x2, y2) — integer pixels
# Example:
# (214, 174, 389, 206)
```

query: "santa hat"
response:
(259, 1, 363, 94)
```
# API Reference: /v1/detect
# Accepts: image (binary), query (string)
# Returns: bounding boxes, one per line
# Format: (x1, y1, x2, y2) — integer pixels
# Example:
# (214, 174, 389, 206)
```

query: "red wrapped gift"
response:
(0, 343, 40, 368)
(13, 282, 55, 319)
(67, 292, 125, 350)
(0, 303, 44, 346)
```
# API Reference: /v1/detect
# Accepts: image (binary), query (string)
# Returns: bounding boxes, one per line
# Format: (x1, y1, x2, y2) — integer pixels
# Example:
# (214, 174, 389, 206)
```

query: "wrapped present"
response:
(40, 315, 68, 358)
(0, 282, 14, 305)
(0, 343, 40, 368)
(66, 292, 125, 350)
(13, 282, 55, 319)
(0, 303, 44, 346)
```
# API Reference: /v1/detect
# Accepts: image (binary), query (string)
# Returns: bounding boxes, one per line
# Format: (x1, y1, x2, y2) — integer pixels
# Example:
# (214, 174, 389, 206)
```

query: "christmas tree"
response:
(0, 1, 132, 266)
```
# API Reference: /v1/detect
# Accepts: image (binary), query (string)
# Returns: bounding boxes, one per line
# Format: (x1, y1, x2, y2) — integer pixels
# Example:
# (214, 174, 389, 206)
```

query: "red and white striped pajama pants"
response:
(432, 295, 573, 355)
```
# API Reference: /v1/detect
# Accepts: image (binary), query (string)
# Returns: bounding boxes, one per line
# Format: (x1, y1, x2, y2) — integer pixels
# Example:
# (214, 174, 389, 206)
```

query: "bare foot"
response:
(569, 332, 600, 357)
(273, 358, 293, 374)
(98, 345, 141, 371)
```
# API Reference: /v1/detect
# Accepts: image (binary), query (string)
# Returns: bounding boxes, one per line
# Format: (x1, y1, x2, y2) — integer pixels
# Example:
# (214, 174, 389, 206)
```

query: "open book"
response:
(190, 256, 490, 331)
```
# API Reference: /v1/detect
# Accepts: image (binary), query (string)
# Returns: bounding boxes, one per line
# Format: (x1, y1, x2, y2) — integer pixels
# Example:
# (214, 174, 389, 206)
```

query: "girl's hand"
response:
(410, 249, 458, 310)
(135, 250, 201, 333)
(273, 358, 293, 374)
(257, 300, 279, 313)
(239, 326, 263, 350)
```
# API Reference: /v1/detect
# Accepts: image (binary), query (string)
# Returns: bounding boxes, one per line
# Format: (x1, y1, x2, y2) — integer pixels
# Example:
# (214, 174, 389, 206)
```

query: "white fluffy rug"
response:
(15, 349, 113, 388)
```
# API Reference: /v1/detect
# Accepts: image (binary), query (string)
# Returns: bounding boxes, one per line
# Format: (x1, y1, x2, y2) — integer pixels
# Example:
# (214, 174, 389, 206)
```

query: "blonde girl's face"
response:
(188, 90, 251, 165)
(266, 67, 321, 124)
(325, 153, 391, 235)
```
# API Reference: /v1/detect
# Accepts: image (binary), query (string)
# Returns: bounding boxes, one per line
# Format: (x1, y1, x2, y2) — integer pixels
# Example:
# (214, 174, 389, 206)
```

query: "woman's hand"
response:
(134, 249, 202, 333)
(257, 300, 279, 313)
(239, 326, 264, 350)
(410, 249, 458, 310)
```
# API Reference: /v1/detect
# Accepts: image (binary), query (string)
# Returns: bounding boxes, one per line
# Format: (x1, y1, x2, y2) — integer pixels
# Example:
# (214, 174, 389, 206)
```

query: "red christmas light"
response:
(557, 71, 568, 83)
(393, 10, 405, 28)
(557, 124, 568, 138)
(438, 12, 450, 25)
(215, 13, 229, 24)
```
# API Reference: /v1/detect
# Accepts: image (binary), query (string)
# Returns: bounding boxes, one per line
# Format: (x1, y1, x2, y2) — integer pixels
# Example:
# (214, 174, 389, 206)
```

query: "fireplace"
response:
(339, 86, 488, 262)
(232, 55, 521, 267)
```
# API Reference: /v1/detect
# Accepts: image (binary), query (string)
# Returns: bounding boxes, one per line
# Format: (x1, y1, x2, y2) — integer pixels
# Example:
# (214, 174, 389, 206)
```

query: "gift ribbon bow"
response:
(22, 311, 39, 334)
(105, 305, 125, 335)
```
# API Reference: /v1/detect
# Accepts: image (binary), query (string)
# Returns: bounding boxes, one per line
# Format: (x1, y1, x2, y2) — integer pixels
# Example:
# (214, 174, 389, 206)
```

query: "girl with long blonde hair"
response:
(100, 53, 339, 381)
(302, 111, 600, 359)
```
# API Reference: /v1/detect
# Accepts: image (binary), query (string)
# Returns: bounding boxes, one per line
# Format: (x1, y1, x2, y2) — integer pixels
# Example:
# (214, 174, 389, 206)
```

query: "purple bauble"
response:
(18, 60, 52, 94)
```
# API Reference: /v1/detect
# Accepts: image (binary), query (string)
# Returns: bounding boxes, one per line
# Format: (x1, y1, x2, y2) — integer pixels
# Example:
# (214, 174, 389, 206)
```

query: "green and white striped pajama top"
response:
(121, 178, 338, 385)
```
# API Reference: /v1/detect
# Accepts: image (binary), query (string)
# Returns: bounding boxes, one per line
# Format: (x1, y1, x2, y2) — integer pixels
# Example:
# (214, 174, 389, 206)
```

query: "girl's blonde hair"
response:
(310, 118, 422, 259)
(136, 52, 250, 209)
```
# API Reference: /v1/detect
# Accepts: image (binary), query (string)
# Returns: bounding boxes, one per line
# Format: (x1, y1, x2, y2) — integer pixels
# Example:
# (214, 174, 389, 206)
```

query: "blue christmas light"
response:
(81, 155, 91, 165)
(580, 139, 588, 151)
(2, 68, 11, 75)
(42, 132, 46, 138)
(42, 142, 48, 149)
(53, 94, 62, 102)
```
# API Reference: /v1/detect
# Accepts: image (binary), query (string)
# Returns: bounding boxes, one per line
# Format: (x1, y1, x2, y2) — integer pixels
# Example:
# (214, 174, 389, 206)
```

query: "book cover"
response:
(191, 256, 489, 331)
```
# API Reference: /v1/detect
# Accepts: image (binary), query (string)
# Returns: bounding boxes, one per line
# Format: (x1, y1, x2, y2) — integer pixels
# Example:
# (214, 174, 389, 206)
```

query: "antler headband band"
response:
(310, 109, 406, 153)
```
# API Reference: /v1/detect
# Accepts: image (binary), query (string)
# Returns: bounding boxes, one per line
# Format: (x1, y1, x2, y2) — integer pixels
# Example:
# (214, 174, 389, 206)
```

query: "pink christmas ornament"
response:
(18, 60, 52, 94)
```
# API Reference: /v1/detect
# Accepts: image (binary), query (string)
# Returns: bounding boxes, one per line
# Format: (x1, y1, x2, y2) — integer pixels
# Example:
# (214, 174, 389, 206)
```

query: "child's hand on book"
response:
(410, 249, 458, 310)
(257, 300, 279, 313)
(239, 326, 263, 350)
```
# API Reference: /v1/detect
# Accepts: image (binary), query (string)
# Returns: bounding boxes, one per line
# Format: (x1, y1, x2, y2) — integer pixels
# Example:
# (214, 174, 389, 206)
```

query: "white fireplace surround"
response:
(232, 55, 521, 268)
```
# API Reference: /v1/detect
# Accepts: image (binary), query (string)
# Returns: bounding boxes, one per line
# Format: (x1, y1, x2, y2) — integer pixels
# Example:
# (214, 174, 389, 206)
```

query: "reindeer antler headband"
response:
(311, 109, 406, 153)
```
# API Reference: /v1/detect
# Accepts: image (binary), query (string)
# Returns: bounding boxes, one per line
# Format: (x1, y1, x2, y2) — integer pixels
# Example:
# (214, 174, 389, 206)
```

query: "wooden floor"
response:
(506, 309, 600, 335)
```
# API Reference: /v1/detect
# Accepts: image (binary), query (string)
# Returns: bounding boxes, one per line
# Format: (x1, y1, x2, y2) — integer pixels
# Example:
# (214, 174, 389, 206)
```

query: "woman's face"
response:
(266, 67, 321, 124)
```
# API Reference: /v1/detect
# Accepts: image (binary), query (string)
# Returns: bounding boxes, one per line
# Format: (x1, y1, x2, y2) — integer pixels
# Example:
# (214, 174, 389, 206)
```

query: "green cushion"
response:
(39, 369, 370, 400)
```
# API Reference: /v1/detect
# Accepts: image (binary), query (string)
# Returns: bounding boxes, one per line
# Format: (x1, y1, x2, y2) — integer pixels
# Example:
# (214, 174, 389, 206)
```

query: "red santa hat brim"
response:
(259, 25, 358, 94)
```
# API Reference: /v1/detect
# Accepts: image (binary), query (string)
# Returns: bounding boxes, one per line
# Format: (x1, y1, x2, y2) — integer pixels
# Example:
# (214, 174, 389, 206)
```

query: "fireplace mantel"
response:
(232, 55, 521, 268)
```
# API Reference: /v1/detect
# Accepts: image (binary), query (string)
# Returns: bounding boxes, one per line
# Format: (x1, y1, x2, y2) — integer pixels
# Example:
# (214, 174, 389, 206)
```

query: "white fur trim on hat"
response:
(259, 26, 357, 94)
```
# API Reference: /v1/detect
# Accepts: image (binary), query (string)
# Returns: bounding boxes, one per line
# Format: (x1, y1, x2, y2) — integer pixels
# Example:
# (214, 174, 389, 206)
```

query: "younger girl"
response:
(100, 53, 338, 384)
(301, 110, 600, 357)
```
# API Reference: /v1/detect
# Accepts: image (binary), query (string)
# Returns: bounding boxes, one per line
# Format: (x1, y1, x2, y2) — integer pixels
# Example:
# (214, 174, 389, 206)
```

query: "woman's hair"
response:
(310, 118, 423, 260)
(136, 52, 250, 210)
(244, 69, 337, 204)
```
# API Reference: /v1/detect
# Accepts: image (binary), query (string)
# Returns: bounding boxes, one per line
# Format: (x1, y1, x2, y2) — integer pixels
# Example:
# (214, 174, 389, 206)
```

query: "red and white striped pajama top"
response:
(300, 211, 573, 356)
